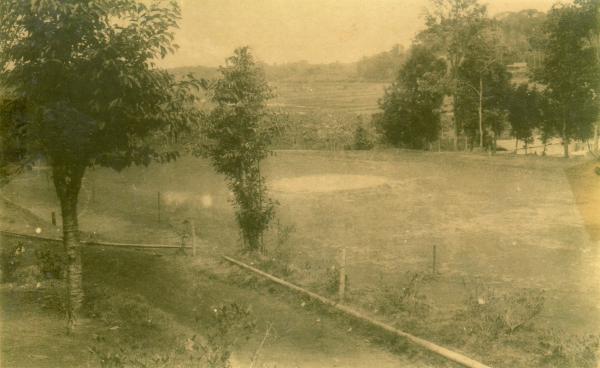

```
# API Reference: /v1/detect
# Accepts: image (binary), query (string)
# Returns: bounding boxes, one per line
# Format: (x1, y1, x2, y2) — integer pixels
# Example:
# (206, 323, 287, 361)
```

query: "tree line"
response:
(377, 0, 599, 157)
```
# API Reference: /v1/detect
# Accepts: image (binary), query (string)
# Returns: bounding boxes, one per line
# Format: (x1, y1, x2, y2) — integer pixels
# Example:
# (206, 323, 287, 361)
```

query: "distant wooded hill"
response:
(169, 9, 546, 83)
(169, 44, 407, 82)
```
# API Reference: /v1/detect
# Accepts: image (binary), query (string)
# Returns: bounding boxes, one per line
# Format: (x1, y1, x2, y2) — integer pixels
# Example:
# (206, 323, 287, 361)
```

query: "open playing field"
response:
(2, 150, 599, 366)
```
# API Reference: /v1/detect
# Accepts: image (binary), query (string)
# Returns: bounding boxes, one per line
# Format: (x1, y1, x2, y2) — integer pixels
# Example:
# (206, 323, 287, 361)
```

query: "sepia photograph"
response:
(0, 0, 599, 367)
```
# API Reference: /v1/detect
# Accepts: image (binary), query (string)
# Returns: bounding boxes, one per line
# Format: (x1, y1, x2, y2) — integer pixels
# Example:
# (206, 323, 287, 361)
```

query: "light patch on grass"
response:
(163, 191, 215, 209)
(272, 174, 390, 193)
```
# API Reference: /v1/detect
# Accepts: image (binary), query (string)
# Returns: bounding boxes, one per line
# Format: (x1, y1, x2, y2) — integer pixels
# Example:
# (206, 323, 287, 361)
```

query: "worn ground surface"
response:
(2, 150, 599, 367)
(0, 202, 444, 368)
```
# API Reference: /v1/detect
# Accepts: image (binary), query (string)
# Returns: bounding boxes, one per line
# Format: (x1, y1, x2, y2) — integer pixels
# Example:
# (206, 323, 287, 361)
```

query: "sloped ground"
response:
(566, 160, 600, 242)
(2, 150, 599, 366)
(0, 198, 443, 368)
(0, 243, 442, 368)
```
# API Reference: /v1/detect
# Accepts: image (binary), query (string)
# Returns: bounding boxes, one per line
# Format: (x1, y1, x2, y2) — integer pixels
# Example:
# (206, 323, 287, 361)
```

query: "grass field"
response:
(269, 82, 386, 116)
(2, 150, 599, 367)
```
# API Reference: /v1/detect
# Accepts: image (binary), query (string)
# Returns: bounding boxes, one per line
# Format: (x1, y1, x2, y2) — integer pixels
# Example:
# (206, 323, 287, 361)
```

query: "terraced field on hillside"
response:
(269, 81, 387, 116)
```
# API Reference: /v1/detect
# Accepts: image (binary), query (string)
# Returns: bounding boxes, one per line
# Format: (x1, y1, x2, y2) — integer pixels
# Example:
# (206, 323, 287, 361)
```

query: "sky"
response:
(158, 0, 559, 68)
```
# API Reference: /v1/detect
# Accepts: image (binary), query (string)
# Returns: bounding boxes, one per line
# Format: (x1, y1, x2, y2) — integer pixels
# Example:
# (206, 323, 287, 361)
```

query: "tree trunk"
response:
(543, 142, 547, 156)
(452, 94, 459, 151)
(562, 119, 570, 158)
(525, 141, 528, 155)
(52, 163, 86, 333)
(515, 137, 518, 154)
(479, 77, 483, 149)
(594, 121, 599, 153)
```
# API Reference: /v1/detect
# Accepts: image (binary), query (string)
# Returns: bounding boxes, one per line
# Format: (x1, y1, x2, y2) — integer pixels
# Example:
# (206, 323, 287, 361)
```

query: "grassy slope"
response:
(0, 202, 439, 368)
(2, 150, 599, 366)
(0, 245, 439, 368)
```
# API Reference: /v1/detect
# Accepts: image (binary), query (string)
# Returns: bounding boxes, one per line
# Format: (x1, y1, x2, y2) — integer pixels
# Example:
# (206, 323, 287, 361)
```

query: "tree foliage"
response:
(507, 84, 543, 150)
(533, 0, 600, 157)
(203, 47, 280, 252)
(352, 124, 374, 150)
(495, 10, 547, 66)
(455, 22, 512, 149)
(0, 0, 200, 330)
(418, 0, 488, 148)
(378, 46, 446, 149)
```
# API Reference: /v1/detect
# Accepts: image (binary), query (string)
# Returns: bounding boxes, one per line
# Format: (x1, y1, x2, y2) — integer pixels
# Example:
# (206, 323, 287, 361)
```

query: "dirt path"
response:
(82, 247, 444, 368)
(0, 199, 444, 368)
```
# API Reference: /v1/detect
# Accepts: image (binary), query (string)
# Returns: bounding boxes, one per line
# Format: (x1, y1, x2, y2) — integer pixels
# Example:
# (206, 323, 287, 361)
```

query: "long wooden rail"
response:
(0, 230, 190, 249)
(0, 229, 491, 367)
(223, 255, 492, 368)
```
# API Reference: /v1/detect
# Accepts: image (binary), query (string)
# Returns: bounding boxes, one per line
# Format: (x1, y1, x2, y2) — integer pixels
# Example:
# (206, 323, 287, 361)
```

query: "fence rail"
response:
(223, 255, 492, 368)
(0, 229, 191, 249)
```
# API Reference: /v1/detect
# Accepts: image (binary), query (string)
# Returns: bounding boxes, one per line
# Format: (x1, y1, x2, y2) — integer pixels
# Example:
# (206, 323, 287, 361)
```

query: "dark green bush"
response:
(35, 245, 64, 279)
(352, 125, 374, 150)
(13, 265, 41, 285)
(1, 242, 25, 282)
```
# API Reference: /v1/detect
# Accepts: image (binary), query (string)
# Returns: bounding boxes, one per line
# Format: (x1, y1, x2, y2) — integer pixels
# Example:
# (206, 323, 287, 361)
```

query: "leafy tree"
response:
(533, 0, 600, 157)
(507, 84, 543, 154)
(378, 46, 446, 149)
(496, 10, 547, 66)
(0, 0, 200, 330)
(454, 20, 511, 151)
(418, 0, 488, 150)
(535, 90, 563, 155)
(203, 47, 280, 252)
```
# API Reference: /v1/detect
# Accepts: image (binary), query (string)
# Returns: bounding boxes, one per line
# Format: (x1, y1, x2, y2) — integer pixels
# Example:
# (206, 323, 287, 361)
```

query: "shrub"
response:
(13, 265, 41, 285)
(457, 281, 545, 339)
(352, 125, 374, 150)
(91, 301, 256, 368)
(324, 265, 349, 297)
(189, 302, 256, 368)
(259, 220, 296, 277)
(537, 330, 599, 368)
(90, 344, 172, 368)
(1, 242, 25, 282)
(35, 245, 64, 279)
(375, 271, 430, 319)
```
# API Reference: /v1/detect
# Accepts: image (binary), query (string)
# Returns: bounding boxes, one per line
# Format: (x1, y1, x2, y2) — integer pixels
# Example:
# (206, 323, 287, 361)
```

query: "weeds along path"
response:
(0, 198, 442, 367)
(1, 231, 446, 367)
(82, 246, 448, 368)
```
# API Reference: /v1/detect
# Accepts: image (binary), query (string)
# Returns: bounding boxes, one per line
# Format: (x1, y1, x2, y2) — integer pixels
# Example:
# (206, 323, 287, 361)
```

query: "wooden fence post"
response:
(190, 219, 197, 257)
(157, 191, 161, 223)
(432, 244, 437, 274)
(51, 212, 56, 226)
(339, 248, 346, 300)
